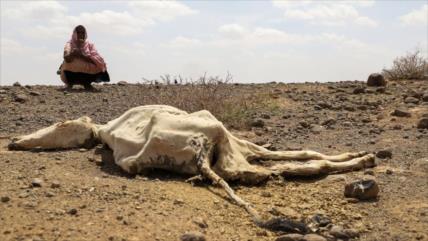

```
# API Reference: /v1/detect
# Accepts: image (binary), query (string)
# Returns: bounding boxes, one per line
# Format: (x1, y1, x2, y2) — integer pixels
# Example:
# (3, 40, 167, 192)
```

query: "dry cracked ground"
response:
(0, 80, 427, 241)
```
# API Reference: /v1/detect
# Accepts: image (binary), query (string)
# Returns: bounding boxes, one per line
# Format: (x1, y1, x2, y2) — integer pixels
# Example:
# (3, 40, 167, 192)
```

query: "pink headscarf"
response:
(68, 25, 107, 72)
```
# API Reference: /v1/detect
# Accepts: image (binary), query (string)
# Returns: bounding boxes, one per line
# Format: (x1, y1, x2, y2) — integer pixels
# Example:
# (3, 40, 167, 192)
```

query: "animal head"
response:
(8, 116, 98, 150)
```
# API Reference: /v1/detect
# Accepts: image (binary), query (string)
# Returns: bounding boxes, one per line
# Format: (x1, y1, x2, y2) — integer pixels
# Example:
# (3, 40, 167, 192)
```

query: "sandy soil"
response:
(0, 81, 427, 241)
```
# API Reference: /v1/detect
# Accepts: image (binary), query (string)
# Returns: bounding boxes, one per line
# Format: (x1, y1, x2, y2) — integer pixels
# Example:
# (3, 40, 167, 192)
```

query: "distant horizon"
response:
(1, 0, 427, 85)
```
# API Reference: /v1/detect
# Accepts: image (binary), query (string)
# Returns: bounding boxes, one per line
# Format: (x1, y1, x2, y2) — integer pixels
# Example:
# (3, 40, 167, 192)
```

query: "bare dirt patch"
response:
(1, 81, 427, 241)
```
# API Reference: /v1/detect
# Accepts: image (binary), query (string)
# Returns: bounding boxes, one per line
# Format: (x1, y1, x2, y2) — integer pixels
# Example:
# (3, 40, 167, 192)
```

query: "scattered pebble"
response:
(31, 178, 43, 187)
(180, 231, 206, 241)
(1, 196, 10, 203)
(376, 149, 392, 159)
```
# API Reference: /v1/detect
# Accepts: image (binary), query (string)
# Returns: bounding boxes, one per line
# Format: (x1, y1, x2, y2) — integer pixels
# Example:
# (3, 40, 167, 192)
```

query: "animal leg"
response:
(242, 140, 367, 162)
(190, 135, 262, 222)
(269, 154, 375, 176)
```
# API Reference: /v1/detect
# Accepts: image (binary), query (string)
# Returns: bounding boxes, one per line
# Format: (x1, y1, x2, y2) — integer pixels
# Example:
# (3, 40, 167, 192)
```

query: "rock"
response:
(173, 199, 184, 205)
(364, 169, 375, 175)
(386, 169, 393, 175)
(14, 94, 28, 103)
(322, 118, 336, 126)
(51, 181, 61, 188)
(404, 97, 419, 104)
(309, 213, 331, 228)
(13, 82, 21, 87)
(192, 217, 208, 228)
(67, 208, 78, 215)
(180, 231, 206, 241)
(417, 118, 428, 129)
(376, 149, 392, 159)
(367, 73, 386, 87)
(117, 81, 128, 86)
(251, 119, 265, 128)
(299, 121, 311, 128)
(344, 178, 379, 200)
(311, 125, 324, 134)
(29, 91, 41, 96)
(275, 234, 304, 241)
(269, 206, 301, 220)
(422, 92, 428, 102)
(261, 113, 271, 119)
(391, 109, 411, 117)
(45, 191, 55, 197)
(31, 178, 43, 187)
(303, 234, 327, 241)
(353, 87, 365, 94)
(411, 158, 428, 172)
(0, 89, 7, 94)
(330, 225, 359, 239)
(1, 196, 10, 202)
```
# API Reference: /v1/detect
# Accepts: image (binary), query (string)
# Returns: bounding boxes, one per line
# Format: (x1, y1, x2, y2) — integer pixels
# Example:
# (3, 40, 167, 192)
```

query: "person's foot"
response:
(65, 84, 73, 90)
(84, 84, 95, 91)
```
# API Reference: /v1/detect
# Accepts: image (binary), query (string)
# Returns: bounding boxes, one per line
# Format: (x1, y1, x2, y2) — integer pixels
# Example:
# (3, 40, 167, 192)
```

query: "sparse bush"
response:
(140, 73, 280, 129)
(382, 50, 428, 81)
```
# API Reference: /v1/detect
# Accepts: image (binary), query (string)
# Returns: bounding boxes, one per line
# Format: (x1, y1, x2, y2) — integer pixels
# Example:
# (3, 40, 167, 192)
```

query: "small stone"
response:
(411, 158, 428, 172)
(303, 234, 327, 241)
(353, 87, 365, 94)
(330, 225, 359, 239)
(275, 234, 304, 241)
(404, 96, 419, 104)
(173, 199, 184, 205)
(391, 109, 411, 117)
(344, 178, 379, 200)
(417, 118, 428, 129)
(364, 170, 375, 175)
(13, 82, 21, 87)
(29, 91, 41, 96)
(1, 196, 10, 202)
(376, 149, 392, 159)
(386, 169, 393, 175)
(299, 121, 311, 128)
(311, 125, 324, 134)
(310, 213, 331, 228)
(251, 119, 265, 128)
(261, 113, 271, 119)
(14, 94, 28, 103)
(422, 93, 428, 102)
(117, 81, 128, 86)
(67, 208, 78, 215)
(261, 191, 272, 197)
(192, 217, 208, 228)
(51, 181, 61, 188)
(45, 191, 55, 197)
(31, 178, 43, 187)
(180, 231, 206, 241)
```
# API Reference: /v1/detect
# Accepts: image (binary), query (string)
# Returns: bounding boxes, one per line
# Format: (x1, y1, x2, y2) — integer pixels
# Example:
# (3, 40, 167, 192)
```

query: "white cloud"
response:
(273, 1, 377, 27)
(400, 4, 428, 26)
(0, 38, 42, 56)
(129, 1, 198, 21)
(3, 0, 197, 39)
(2, 1, 66, 20)
(218, 24, 248, 39)
(168, 36, 201, 48)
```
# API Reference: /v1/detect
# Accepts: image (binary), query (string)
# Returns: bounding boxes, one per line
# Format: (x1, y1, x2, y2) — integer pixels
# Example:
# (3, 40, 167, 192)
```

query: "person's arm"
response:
(63, 43, 73, 63)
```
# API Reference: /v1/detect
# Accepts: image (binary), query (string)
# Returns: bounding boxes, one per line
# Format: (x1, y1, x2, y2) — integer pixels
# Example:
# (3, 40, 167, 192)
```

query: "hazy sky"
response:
(1, 0, 427, 85)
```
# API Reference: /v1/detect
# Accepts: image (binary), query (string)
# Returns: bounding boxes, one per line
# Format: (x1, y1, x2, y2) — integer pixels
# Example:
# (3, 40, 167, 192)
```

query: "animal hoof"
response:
(364, 154, 376, 168)
(8, 141, 21, 150)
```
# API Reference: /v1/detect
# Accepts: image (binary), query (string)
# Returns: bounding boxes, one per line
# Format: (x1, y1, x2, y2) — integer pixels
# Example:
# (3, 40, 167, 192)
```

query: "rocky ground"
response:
(0, 80, 427, 241)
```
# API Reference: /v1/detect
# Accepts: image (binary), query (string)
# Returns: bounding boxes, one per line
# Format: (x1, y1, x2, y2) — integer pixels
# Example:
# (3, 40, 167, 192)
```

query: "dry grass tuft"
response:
(382, 50, 428, 81)
(140, 73, 279, 129)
